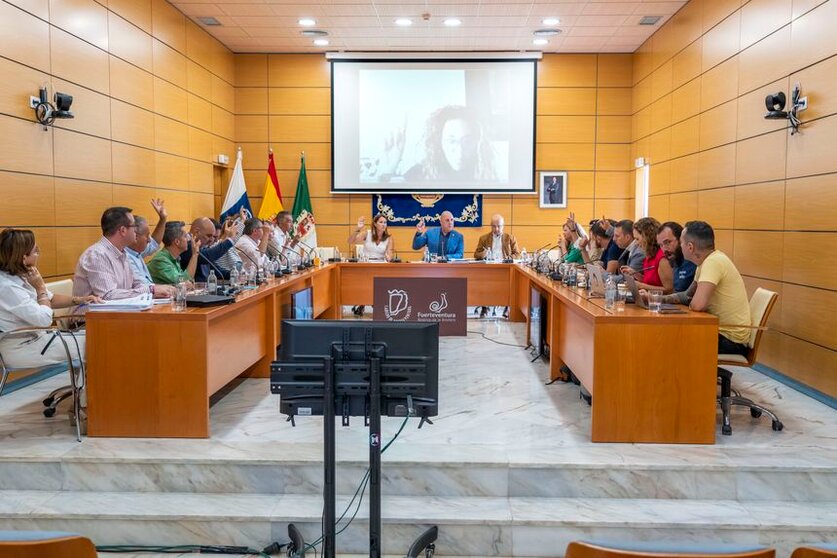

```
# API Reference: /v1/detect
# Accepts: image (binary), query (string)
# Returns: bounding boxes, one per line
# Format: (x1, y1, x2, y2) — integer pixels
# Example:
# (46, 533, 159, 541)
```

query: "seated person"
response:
(474, 214, 519, 318)
(74, 207, 174, 300)
(613, 219, 644, 276)
(125, 198, 168, 285)
(348, 214, 394, 261)
(589, 218, 621, 273)
(474, 214, 519, 261)
(412, 210, 464, 259)
(556, 221, 586, 264)
(0, 229, 98, 368)
(269, 211, 302, 268)
(624, 217, 673, 293)
(663, 221, 751, 356)
(147, 222, 201, 285)
(235, 217, 271, 274)
(657, 221, 696, 292)
(180, 215, 243, 282)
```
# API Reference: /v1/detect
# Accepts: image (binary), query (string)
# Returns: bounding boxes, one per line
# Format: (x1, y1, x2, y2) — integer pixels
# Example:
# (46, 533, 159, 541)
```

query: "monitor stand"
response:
(319, 356, 438, 558)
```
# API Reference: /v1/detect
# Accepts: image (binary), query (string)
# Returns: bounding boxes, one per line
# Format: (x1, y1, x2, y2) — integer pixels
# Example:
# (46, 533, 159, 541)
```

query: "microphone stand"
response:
(295, 238, 318, 269)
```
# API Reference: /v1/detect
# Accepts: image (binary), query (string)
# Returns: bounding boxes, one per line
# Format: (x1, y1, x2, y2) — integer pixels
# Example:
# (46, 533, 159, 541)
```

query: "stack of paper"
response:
(86, 293, 153, 312)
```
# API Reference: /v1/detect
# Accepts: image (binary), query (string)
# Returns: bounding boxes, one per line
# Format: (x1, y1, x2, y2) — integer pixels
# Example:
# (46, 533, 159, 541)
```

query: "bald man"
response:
(178, 216, 243, 281)
(412, 210, 465, 259)
(474, 214, 520, 261)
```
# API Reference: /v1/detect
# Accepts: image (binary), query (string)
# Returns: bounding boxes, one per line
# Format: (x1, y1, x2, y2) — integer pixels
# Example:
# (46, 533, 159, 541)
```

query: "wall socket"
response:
(797, 96, 808, 111)
(29, 96, 40, 109)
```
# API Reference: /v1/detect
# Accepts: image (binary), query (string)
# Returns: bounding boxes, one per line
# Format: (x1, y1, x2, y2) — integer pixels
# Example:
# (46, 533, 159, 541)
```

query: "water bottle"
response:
(172, 281, 187, 312)
(424, 248, 431, 263)
(520, 248, 527, 263)
(206, 269, 218, 295)
(335, 247, 341, 262)
(605, 275, 617, 310)
(229, 266, 239, 288)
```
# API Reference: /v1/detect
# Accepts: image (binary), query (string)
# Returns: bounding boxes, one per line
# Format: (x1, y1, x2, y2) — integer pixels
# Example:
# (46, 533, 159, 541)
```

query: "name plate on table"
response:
(373, 277, 467, 336)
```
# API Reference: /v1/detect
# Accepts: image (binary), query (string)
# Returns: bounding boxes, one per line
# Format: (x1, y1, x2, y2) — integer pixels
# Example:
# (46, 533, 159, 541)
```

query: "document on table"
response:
(86, 293, 154, 312)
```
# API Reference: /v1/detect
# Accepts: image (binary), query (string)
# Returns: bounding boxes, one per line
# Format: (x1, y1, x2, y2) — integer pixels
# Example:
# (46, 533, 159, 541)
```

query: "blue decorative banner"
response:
(374, 194, 482, 227)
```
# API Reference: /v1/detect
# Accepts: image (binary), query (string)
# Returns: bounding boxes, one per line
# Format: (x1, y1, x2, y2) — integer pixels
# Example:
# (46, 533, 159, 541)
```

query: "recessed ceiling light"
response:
(542, 18, 560, 26)
(395, 18, 413, 26)
(313, 39, 329, 46)
(444, 18, 462, 27)
(298, 18, 316, 26)
(533, 28, 562, 37)
(533, 38, 549, 46)
(197, 16, 221, 26)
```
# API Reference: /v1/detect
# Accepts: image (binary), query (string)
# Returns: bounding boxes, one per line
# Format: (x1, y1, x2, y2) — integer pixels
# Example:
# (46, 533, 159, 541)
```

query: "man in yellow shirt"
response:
(664, 220, 751, 355)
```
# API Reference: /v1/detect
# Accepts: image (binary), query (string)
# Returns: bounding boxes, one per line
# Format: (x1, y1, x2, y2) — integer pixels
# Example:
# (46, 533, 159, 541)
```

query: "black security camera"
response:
(764, 92, 787, 119)
(53, 92, 74, 119)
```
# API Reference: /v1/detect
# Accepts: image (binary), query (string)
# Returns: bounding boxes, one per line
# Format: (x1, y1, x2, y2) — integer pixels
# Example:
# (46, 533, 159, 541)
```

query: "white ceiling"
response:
(169, 0, 684, 53)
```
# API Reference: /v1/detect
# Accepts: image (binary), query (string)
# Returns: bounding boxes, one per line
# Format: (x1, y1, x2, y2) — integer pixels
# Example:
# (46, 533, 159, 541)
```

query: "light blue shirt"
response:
(125, 238, 160, 285)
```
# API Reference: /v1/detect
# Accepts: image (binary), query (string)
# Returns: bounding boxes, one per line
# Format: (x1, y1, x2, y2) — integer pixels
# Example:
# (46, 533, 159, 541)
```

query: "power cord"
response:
(467, 330, 527, 348)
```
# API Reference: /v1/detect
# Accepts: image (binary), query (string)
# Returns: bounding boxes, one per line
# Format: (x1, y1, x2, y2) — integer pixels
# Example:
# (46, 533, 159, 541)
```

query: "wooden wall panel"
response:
(50, 26, 110, 94)
(633, 0, 836, 397)
(49, 0, 109, 50)
(55, 178, 113, 226)
(0, 115, 53, 175)
(110, 56, 154, 111)
(108, 11, 153, 71)
(0, 171, 55, 227)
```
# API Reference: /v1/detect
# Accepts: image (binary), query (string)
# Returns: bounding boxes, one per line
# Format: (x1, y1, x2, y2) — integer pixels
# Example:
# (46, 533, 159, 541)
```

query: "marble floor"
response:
(0, 318, 835, 557)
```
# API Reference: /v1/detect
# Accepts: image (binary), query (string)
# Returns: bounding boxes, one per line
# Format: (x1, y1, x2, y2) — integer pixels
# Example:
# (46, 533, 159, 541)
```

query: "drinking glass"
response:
(616, 283, 627, 311)
(648, 289, 663, 313)
(172, 282, 187, 312)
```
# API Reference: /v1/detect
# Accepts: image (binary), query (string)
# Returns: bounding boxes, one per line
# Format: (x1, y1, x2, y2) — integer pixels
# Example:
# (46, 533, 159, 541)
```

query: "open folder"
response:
(85, 293, 153, 312)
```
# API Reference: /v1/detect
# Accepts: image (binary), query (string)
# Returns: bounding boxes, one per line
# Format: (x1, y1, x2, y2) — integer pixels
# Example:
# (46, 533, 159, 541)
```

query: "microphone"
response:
(272, 251, 293, 275)
(237, 246, 269, 283)
(197, 247, 227, 284)
(391, 249, 401, 263)
(294, 238, 318, 269)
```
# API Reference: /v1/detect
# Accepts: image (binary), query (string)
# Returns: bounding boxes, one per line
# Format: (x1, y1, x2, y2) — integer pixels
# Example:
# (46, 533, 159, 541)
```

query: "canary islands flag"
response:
(220, 148, 252, 221)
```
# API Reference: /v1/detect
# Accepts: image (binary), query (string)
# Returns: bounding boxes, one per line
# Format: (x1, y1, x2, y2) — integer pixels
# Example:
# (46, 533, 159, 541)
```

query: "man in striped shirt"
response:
(73, 207, 175, 301)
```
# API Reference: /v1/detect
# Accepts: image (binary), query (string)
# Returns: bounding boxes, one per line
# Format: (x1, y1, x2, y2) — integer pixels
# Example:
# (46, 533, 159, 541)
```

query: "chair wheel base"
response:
(43, 397, 54, 407)
(43, 407, 56, 418)
(750, 408, 762, 418)
(772, 420, 784, 431)
(722, 424, 732, 435)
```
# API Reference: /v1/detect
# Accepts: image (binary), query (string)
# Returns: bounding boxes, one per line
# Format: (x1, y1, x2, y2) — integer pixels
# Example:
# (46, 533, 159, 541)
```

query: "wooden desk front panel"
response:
(208, 297, 269, 389)
(87, 314, 210, 438)
(592, 322, 717, 444)
(338, 263, 511, 306)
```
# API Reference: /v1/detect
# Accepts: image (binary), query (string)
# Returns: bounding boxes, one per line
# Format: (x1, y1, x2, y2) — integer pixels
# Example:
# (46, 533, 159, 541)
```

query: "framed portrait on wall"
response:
(539, 172, 567, 208)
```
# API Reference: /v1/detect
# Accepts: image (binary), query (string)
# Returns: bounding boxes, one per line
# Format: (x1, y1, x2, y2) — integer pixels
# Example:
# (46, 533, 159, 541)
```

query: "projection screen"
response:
(331, 59, 537, 194)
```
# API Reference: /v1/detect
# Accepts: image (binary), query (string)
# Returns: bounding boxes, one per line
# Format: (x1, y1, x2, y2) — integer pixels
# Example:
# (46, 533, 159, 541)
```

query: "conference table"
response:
(85, 262, 718, 443)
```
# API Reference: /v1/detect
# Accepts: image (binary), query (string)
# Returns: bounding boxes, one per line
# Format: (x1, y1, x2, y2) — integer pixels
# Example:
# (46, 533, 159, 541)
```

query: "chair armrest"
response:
(0, 325, 59, 342)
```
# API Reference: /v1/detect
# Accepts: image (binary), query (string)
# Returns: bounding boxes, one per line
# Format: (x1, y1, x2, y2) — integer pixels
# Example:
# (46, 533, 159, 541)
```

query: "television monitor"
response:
(291, 286, 314, 320)
(270, 320, 439, 420)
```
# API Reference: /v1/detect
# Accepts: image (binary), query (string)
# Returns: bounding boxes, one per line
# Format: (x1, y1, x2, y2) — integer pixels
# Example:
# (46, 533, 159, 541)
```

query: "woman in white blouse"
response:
(346, 214, 395, 315)
(0, 229, 98, 369)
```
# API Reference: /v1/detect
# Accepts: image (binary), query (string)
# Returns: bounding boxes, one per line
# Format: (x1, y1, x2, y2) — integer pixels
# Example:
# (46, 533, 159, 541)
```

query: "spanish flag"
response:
(257, 150, 283, 220)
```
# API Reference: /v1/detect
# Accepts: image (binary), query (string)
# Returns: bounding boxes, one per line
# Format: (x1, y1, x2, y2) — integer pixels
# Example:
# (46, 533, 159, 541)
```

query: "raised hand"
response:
(220, 220, 235, 240)
(381, 121, 407, 176)
(150, 198, 167, 220)
(415, 218, 426, 235)
(357, 216, 366, 230)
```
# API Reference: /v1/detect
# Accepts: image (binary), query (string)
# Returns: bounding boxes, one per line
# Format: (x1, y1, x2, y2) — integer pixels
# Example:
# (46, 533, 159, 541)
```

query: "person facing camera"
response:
(474, 214, 519, 261)
(0, 229, 99, 368)
(348, 213, 394, 262)
(412, 210, 464, 260)
(147, 221, 201, 286)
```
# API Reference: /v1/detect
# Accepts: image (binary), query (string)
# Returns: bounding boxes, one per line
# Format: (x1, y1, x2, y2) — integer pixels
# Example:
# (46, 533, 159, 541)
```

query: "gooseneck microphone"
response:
(273, 250, 293, 275)
(197, 247, 227, 283)
(294, 238, 318, 269)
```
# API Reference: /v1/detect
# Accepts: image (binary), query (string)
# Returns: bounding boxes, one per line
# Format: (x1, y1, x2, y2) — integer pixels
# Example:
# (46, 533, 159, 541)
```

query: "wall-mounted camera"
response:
(30, 87, 74, 130)
(764, 83, 806, 135)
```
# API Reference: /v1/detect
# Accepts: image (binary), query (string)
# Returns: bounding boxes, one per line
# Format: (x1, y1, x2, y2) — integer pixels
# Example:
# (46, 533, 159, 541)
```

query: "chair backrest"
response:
(318, 246, 336, 260)
(0, 530, 96, 558)
(746, 287, 778, 356)
(791, 545, 837, 558)
(45, 279, 74, 318)
(566, 541, 775, 558)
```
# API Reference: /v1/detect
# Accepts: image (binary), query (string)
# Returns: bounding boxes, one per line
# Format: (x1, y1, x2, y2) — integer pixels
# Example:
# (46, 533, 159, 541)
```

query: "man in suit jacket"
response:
(474, 214, 520, 261)
(474, 214, 520, 319)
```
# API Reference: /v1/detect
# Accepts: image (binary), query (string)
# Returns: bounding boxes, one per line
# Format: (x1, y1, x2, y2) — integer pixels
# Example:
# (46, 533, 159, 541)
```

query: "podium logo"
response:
(429, 292, 448, 313)
(384, 289, 411, 320)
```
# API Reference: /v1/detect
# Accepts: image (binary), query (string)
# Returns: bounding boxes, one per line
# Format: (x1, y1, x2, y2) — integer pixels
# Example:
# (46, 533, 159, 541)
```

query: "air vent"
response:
(533, 28, 562, 37)
(197, 16, 221, 26)
(301, 29, 329, 37)
(638, 16, 662, 25)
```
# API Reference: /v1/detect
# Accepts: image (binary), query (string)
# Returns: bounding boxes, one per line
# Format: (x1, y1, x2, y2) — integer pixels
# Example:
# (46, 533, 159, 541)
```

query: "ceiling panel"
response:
(168, 0, 684, 53)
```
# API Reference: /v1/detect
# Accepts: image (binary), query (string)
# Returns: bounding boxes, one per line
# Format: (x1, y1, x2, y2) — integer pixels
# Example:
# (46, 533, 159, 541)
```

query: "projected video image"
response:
(333, 61, 535, 194)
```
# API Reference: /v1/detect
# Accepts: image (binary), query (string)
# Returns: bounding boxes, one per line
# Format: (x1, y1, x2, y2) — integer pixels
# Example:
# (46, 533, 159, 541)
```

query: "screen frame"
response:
(330, 57, 538, 195)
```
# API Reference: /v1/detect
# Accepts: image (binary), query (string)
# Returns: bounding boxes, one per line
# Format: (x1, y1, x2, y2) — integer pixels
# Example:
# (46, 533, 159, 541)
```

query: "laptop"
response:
(623, 275, 685, 313)
(586, 264, 606, 297)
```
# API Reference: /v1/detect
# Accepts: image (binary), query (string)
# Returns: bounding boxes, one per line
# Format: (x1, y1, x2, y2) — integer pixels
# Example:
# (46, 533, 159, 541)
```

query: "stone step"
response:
(1, 443, 834, 501)
(1, 491, 833, 558)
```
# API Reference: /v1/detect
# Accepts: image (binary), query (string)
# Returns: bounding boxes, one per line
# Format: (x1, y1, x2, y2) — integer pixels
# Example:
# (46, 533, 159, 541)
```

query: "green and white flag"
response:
(291, 152, 317, 248)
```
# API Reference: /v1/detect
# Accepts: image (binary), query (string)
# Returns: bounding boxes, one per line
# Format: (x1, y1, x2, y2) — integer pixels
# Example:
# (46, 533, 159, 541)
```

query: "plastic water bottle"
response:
(206, 269, 218, 295)
(520, 248, 527, 263)
(424, 248, 431, 263)
(229, 266, 239, 288)
(605, 275, 617, 310)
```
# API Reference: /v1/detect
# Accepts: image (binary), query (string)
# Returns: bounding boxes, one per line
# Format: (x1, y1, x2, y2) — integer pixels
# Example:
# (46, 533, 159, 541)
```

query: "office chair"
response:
(791, 545, 837, 558)
(0, 530, 96, 558)
(565, 540, 775, 558)
(717, 287, 783, 436)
